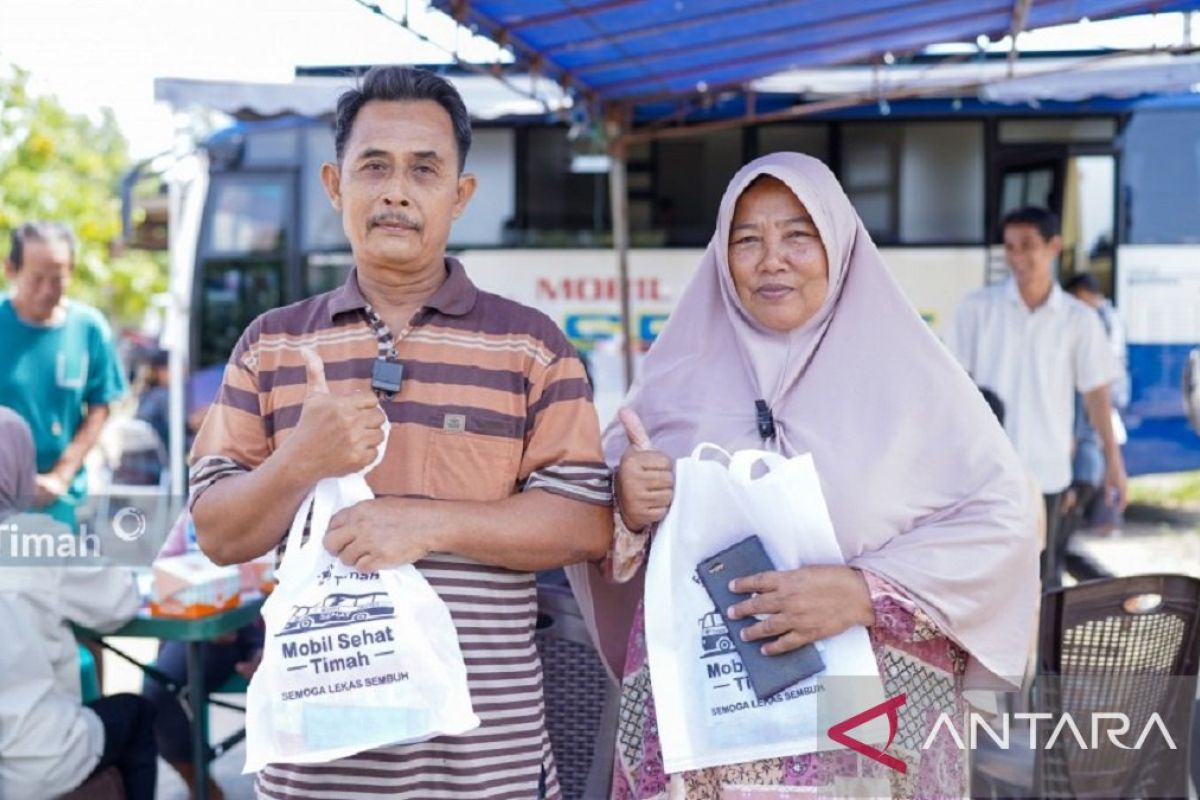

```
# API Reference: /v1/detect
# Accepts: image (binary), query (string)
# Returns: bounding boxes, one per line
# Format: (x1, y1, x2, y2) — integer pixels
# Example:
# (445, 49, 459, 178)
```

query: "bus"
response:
(145, 75, 1200, 492)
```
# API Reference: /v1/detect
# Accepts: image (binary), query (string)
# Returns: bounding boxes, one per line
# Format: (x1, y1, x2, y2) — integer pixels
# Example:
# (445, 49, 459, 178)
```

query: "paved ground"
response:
(1073, 508, 1200, 581)
(103, 507, 1200, 799)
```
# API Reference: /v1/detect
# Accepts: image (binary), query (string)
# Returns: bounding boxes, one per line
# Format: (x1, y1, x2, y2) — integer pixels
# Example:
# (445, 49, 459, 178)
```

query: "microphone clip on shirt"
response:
(755, 399, 776, 441)
(371, 358, 404, 399)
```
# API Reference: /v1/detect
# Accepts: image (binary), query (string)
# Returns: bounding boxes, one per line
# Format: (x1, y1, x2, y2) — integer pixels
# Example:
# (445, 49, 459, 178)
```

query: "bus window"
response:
(840, 121, 984, 244)
(195, 174, 292, 368)
(205, 180, 288, 255)
(1122, 107, 1200, 245)
(1000, 163, 1057, 215)
(196, 260, 282, 368)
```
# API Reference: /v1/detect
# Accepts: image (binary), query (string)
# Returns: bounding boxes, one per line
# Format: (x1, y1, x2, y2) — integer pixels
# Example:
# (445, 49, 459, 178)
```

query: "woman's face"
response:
(727, 176, 829, 332)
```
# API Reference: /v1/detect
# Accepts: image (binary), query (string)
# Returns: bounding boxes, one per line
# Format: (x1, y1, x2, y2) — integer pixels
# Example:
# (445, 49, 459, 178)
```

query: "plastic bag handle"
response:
(729, 449, 790, 481)
(308, 479, 338, 552)
(281, 408, 388, 565)
(690, 443, 733, 465)
(283, 489, 315, 564)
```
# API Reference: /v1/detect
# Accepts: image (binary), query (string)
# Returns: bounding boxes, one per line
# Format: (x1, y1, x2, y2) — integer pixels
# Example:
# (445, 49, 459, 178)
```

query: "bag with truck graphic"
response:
(643, 444, 886, 773)
(243, 423, 478, 771)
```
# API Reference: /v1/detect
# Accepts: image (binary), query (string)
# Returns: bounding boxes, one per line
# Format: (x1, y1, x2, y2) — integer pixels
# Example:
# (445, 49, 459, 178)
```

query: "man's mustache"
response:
(370, 213, 422, 231)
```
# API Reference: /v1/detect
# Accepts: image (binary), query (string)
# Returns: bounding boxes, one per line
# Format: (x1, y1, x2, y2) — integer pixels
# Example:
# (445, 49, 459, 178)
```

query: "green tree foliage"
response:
(0, 63, 166, 328)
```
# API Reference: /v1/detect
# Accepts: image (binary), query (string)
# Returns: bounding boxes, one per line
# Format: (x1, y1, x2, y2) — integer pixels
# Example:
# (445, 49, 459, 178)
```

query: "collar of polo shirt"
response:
(328, 257, 479, 321)
(1004, 276, 1065, 312)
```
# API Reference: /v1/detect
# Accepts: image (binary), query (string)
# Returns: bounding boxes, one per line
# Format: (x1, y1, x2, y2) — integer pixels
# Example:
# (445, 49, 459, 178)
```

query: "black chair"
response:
(974, 574, 1200, 798)
(535, 583, 618, 800)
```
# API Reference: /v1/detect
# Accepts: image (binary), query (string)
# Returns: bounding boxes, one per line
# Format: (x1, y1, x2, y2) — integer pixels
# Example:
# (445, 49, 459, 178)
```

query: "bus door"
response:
(991, 123, 1118, 295)
(191, 172, 297, 403)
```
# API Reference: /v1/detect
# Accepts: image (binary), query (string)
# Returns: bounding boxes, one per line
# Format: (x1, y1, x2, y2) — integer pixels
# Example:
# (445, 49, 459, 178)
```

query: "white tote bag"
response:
(644, 444, 887, 774)
(244, 425, 478, 772)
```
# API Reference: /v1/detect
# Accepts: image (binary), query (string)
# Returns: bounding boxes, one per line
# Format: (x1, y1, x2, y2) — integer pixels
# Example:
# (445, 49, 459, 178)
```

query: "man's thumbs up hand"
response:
(615, 407, 673, 532)
(286, 348, 386, 483)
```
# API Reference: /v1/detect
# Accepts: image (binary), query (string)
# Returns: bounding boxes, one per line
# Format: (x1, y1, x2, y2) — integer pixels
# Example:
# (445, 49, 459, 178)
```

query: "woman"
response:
(0, 407, 157, 800)
(570, 153, 1038, 799)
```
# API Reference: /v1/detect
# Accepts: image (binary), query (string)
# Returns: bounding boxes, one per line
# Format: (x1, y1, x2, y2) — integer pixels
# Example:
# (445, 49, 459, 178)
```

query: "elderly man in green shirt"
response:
(0, 222, 126, 529)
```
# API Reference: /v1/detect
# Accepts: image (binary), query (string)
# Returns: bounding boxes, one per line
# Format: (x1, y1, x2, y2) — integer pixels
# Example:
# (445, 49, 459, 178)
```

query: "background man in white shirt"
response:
(947, 207, 1127, 587)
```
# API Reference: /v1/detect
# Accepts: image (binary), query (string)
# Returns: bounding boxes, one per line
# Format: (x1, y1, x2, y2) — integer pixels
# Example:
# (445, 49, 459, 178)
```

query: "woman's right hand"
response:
(615, 408, 674, 532)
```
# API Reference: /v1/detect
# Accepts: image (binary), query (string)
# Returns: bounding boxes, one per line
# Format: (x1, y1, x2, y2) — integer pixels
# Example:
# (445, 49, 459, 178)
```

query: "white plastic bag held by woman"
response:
(644, 444, 886, 773)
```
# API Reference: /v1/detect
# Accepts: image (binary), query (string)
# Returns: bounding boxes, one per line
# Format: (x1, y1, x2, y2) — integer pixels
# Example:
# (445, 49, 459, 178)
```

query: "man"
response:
(1065, 273, 1128, 563)
(948, 207, 1126, 586)
(189, 66, 612, 799)
(135, 346, 171, 450)
(1063, 272, 1127, 408)
(0, 222, 127, 529)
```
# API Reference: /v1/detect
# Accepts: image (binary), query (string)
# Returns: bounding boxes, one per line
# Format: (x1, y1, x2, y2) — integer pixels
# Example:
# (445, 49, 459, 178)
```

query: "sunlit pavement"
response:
(1074, 506, 1200, 580)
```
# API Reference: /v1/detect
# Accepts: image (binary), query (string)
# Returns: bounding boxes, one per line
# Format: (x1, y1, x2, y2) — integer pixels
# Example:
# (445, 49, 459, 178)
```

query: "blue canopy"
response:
(431, 0, 1200, 116)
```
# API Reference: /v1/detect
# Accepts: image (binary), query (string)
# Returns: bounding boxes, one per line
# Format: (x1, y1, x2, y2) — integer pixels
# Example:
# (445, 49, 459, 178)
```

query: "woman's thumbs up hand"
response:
(615, 408, 674, 532)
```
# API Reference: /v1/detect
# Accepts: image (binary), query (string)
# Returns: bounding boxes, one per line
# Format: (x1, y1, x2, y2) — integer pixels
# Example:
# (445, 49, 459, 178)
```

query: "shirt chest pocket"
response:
(55, 350, 89, 391)
(423, 430, 522, 502)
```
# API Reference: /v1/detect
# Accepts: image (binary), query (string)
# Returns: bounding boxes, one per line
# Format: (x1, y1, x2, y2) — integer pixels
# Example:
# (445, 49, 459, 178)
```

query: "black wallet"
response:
(696, 535, 825, 700)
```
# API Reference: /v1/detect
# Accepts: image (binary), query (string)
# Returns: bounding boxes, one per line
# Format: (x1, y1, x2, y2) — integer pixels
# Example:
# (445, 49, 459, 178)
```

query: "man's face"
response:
(4, 237, 72, 323)
(321, 100, 476, 276)
(1003, 223, 1060, 288)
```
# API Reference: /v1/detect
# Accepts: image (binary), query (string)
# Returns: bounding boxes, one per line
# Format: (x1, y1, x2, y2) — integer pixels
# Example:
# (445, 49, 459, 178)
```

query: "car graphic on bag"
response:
(279, 591, 394, 635)
(699, 610, 735, 657)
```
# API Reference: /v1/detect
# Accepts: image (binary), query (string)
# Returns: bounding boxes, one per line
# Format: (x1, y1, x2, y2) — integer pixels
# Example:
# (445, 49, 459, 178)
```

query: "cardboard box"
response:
(151, 553, 241, 618)
(238, 554, 275, 595)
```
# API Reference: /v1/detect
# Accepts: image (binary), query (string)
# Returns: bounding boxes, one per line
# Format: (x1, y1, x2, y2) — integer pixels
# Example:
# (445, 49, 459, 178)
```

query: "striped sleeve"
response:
(520, 350, 611, 506)
(187, 321, 271, 505)
(187, 455, 248, 511)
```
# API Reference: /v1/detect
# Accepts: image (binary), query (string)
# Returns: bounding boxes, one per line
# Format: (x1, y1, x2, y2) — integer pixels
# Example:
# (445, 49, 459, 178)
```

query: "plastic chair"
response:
(535, 583, 618, 800)
(974, 574, 1200, 798)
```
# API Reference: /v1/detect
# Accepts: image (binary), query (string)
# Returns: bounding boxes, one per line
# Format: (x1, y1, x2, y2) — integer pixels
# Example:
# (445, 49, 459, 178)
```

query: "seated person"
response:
(142, 511, 263, 800)
(0, 407, 157, 800)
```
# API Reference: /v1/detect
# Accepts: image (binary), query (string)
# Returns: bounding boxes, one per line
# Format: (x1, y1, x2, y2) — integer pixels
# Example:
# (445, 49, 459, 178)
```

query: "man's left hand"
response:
(34, 473, 69, 508)
(727, 565, 875, 655)
(324, 497, 441, 572)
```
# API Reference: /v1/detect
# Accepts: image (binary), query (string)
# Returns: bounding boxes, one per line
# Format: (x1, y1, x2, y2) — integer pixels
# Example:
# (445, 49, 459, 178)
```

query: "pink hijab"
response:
(0, 408, 36, 518)
(569, 153, 1037, 690)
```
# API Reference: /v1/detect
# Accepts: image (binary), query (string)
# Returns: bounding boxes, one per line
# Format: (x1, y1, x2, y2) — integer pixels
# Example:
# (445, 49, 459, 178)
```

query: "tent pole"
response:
(609, 127, 634, 390)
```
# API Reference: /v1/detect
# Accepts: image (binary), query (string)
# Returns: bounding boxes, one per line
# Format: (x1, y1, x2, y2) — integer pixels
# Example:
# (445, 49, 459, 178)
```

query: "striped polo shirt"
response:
(188, 258, 611, 800)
